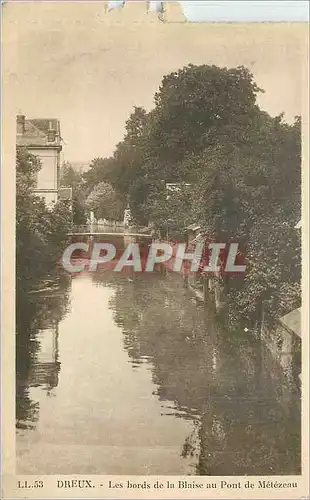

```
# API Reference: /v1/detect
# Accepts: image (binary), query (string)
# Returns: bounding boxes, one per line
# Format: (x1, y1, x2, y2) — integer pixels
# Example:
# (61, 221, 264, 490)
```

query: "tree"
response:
(85, 181, 125, 221)
(84, 63, 301, 327)
(226, 215, 301, 326)
(150, 64, 262, 163)
(16, 147, 72, 287)
(82, 157, 115, 195)
(60, 162, 87, 224)
(102, 65, 265, 224)
(60, 162, 83, 191)
(144, 182, 193, 238)
(186, 115, 301, 326)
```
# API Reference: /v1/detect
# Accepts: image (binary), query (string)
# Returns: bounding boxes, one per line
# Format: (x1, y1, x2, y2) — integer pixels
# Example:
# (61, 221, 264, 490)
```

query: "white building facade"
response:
(16, 115, 62, 205)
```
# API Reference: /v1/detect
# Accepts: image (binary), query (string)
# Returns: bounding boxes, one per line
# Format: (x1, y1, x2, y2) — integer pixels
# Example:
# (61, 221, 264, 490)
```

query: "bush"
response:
(16, 147, 72, 287)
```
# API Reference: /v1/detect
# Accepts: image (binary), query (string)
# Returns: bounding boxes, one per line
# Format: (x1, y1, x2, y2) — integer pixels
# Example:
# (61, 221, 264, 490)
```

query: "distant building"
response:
(68, 161, 90, 174)
(16, 114, 62, 205)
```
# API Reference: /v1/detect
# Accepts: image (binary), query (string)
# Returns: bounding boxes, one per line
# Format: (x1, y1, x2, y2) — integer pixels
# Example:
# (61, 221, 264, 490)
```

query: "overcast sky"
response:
(4, 2, 307, 164)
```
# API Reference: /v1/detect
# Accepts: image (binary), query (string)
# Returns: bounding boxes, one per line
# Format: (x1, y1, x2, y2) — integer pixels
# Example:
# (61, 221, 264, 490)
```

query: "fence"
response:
(70, 223, 152, 235)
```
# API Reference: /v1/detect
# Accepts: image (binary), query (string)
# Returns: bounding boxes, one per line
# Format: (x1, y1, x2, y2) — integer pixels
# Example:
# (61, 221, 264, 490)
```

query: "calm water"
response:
(16, 237, 301, 475)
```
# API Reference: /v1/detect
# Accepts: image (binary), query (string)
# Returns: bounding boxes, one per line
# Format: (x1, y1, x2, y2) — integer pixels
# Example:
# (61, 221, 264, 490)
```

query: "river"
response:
(16, 235, 301, 475)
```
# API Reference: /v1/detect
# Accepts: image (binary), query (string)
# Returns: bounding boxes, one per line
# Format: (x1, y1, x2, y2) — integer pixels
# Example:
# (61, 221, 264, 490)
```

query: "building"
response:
(16, 114, 62, 205)
(68, 161, 90, 174)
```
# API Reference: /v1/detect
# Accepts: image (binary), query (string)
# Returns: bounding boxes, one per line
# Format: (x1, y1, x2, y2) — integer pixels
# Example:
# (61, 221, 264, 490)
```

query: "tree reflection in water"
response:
(16, 251, 300, 475)
(92, 269, 301, 475)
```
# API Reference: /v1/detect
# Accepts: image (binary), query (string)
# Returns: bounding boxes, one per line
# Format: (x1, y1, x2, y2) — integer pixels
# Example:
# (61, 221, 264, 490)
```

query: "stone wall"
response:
(261, 317, 301, 385)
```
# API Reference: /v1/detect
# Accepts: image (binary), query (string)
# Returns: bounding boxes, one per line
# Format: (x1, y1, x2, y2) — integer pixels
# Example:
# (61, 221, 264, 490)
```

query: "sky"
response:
(4, 1, 307, 164)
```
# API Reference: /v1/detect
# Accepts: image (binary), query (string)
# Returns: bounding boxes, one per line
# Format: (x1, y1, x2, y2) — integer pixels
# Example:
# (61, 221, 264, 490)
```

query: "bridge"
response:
(68, 224, 152, 238)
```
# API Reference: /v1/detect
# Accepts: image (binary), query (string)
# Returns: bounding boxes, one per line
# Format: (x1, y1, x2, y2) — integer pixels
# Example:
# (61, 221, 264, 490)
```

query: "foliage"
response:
(85, 181, 125, 221)
(143, 182, 193, 238)
(16, 147, 72, 288)
(82, 157, 115, 194)
(84, 63, 301, 325)
(60, 161, 83, 191)
(60, 162, 87, 225)
(226, 216, 301, 326)
(150, 64, 262, 163)
(90, 65, 265, 225)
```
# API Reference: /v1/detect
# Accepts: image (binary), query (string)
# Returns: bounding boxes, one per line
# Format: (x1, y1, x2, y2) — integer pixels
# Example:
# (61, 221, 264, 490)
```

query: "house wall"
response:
(29, 148, 58, 190)
(28, 147, 59, 205)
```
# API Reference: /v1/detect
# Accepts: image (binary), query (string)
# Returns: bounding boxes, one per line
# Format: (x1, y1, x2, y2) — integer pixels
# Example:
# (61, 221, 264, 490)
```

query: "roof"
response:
(279, 307, 301, 338)
(17, 117, 62, 148)
(30, 119, 60, 135)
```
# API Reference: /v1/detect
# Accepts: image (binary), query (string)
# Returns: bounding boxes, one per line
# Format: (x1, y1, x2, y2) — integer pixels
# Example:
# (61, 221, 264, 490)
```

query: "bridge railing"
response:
(70, 223, 124, 234)
(69, 223, 152, 235)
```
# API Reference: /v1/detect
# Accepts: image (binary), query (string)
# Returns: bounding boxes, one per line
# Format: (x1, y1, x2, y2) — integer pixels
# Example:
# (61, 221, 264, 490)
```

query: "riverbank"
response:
(154, 247, 301, 389)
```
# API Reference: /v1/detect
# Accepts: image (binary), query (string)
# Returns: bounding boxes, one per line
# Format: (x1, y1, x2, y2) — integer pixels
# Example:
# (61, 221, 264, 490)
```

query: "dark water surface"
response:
(16, 237, 300, 475)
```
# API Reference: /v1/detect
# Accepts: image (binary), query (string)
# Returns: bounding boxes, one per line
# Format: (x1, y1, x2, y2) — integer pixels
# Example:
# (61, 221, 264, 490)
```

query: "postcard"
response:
(1, 1, 309, 498)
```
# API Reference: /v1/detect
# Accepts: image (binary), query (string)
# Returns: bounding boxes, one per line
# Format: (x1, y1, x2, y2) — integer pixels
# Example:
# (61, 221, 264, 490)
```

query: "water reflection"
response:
(92, 270, 301, 475)
(16, 238, 300, 475)
(16, 273, 71, 430)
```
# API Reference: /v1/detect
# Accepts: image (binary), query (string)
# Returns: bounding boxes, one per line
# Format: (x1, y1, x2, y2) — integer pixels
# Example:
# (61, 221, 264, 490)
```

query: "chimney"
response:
(16, 114, 25, 135)
(47, 120, 56, 143)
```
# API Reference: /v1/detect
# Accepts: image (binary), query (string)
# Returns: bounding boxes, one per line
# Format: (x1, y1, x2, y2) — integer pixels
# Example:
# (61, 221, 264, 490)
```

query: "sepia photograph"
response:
(1, 1, 309, 497)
